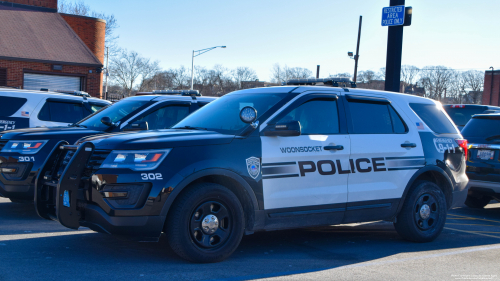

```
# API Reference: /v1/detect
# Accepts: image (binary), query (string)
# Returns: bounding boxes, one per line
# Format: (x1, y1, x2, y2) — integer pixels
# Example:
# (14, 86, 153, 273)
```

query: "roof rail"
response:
(152, 90, 201, 96)
(282, 78, 356, 88)
(40, 88, 90, 97)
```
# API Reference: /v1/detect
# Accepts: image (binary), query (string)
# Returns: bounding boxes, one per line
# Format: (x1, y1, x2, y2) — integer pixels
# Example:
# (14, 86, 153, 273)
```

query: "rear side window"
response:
(89, 104, 106, 113)
(0, 96, 28, 117)
(410, 103, 457, 134)
(348, 101, 407, 134)
(38, 101, 84, 123)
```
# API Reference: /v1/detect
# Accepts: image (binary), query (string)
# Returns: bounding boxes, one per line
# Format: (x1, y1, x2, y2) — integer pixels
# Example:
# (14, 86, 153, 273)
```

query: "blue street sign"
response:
(381, 5, 405, 26)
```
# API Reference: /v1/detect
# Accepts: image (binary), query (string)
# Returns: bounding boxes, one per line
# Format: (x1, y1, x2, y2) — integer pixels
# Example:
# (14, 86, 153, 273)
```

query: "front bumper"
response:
(0, 156, 36, 200)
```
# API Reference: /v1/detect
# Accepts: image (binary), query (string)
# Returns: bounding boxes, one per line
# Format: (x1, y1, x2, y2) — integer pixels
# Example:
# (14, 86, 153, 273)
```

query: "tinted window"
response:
(90, 104, 105, 113)
(277, 99, 339, 135)
(349, 101, 399, 134)
(410, 103, 458, 134)
(136, 105, 190, 130)
(443, 107, 486, 126)
(78, 99, 150, 130)
(174, 92, 287, 134)
(461, 118, 500, 139)
(38, 101, 84, 123)
(0, 96, 27, 117)
(389, 106, 407, 133)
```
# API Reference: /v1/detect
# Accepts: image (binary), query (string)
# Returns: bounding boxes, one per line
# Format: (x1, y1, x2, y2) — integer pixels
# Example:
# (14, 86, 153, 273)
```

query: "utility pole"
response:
(104, 46, 109, 100)
(384, 0, 405, 92)
(353, 16, 362, 83)
(489, 66, 494, 105)
(316, 65, 320, 78)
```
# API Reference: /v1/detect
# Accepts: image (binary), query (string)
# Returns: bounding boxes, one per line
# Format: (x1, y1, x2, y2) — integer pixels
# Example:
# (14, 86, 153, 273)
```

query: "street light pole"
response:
(190, 46, 226, 90)
(353, 15, 362, 83)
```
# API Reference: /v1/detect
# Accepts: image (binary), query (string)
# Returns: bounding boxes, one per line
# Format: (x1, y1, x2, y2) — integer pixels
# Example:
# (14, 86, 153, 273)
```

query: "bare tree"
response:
(357, 70, 377, 83)
(232, 66, 258, 89)
(270, 63, 285, 84)
(110, 50, 161, 96)
(400, 65, 420, 86)
(418, 66, 454, 101)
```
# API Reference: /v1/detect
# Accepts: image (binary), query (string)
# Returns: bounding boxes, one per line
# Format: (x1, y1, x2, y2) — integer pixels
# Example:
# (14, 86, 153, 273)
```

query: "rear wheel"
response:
(394, 181, 447, 242)
(166, 182, 245, 263)
(464, 195, 491, 209)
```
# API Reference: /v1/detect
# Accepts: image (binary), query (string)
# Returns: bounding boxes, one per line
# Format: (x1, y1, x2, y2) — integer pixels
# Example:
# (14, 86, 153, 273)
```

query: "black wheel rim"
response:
(413, 193, 439, 231)
(189, 200, 232, 249)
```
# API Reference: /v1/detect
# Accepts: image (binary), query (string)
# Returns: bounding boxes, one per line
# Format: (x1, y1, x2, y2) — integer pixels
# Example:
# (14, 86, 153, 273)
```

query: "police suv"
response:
(35, 79, 469, 263)
(0, 91, 214, 202)
(0, 88, 110, 132)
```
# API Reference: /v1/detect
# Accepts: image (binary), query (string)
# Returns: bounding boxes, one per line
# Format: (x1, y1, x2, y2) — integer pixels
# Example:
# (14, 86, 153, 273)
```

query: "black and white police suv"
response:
(0, 88, 110, 132)
(35, 79, 469, 263)
(0, 92, 215, 202)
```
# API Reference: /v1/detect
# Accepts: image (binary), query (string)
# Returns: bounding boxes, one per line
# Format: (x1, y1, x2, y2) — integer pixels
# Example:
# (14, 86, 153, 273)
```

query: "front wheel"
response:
(165, 183, 245, 263)
(394, 181, 447, 242)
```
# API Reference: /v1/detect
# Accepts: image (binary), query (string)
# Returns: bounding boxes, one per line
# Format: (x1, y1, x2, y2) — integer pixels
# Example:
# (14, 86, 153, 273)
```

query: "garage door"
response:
(23, 73, 82, 91)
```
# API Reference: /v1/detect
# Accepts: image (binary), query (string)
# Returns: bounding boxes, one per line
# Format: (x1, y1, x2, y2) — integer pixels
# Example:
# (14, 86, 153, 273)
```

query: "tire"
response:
(464, 195, 491, 209)
(165, 182, 245, 263)
(394, 181, 447, 243)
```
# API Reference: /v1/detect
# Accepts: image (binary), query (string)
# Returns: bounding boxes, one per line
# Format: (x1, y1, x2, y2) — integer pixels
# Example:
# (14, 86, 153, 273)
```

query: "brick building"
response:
(482, 70, 500, 106)
(0, 0, 105, 98)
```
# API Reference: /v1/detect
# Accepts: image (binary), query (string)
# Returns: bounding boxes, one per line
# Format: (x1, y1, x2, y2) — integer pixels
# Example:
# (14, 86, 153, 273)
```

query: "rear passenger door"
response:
(261, 93, 350, 219)
(344, 94, 424, 222)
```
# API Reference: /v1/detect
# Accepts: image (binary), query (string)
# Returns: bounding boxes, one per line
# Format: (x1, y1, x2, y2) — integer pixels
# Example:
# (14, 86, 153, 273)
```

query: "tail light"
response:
(455, 139, 468, 158)
(450, 105, 465, 108)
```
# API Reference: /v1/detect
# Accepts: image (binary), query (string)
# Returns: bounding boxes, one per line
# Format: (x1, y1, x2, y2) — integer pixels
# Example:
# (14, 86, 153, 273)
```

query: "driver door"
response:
(260, 92, 350, 222)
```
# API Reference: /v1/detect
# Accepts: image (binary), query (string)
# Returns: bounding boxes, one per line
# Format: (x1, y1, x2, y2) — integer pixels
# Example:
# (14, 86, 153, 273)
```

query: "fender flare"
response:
(160, 168, 259, 219)
(395, 165, 454, 216)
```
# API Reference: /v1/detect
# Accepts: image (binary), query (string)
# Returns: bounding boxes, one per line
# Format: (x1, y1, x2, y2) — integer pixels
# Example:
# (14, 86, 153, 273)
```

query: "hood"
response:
(0, 126, 101, 141)
(85, 129, 235, 150)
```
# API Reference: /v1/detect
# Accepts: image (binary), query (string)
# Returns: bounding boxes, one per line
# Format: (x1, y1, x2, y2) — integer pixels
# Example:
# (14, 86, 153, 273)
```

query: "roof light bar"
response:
(39, 89, 90, 97)
(282, 78, 356, 88)
(151, 90, 201, 96)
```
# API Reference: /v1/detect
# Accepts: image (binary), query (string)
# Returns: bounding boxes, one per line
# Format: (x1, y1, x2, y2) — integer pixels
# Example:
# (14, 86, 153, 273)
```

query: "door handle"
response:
(401, 143, 417, 148)
(324, 145, 344, 151)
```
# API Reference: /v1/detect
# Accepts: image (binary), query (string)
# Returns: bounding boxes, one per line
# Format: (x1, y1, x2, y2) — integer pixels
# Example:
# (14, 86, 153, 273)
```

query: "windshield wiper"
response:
(485, 135, 500, 141)
(69, 123, 87, 128)
(173, 126, 207, 130)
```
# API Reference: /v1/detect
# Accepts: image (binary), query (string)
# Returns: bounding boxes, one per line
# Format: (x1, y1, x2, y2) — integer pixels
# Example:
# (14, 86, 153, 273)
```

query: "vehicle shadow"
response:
(1, 199, 500, 280)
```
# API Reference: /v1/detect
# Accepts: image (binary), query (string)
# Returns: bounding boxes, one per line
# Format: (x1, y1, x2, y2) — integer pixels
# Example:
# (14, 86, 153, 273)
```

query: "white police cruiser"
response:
(35, 78, 469, 263)
(0, 88, 110, 132)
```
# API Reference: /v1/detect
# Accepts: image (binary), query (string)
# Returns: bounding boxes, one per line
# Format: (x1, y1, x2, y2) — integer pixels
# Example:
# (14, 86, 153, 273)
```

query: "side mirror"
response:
(101, 117, 115, 127)
(262, 121, 301, 137)
(123, 121, 148, 131)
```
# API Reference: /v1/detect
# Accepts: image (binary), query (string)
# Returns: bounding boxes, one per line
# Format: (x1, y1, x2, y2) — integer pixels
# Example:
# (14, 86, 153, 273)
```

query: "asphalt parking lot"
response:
(0, 197, 499, 281)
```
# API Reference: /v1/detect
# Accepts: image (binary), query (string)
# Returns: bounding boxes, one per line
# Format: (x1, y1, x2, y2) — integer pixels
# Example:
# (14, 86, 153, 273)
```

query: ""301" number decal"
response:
(141, 173, 163, 180)
(19, 156, 35, 162)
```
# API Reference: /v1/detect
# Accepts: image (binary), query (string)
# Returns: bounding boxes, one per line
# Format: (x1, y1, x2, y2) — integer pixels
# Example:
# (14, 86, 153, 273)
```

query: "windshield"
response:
(443, 107, 486, 126)
(77, 99, 151, 130)
(173, 92, 288, 134)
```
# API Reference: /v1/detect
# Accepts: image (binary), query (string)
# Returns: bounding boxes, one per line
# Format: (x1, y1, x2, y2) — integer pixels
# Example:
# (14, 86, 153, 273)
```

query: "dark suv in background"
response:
(444, 104, 500, 131)
(461, 113, 500, 208)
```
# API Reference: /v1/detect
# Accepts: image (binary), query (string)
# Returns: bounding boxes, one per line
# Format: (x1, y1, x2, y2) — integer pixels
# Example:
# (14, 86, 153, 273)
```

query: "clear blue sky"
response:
(80, 0, 499, 80)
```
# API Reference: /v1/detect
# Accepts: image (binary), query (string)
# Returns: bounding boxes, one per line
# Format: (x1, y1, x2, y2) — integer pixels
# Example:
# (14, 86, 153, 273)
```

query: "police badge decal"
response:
(246, 157, 261, 179)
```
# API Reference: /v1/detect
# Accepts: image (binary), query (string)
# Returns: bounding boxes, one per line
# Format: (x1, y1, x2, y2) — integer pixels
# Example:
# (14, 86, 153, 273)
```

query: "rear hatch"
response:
(461, 114, 500, 181)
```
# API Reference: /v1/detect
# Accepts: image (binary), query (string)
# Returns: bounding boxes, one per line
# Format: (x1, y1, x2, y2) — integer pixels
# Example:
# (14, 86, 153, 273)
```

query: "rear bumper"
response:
(81, 204, 165, 241)
(451, 187, 469, 208)
(467, 180, 500, 199)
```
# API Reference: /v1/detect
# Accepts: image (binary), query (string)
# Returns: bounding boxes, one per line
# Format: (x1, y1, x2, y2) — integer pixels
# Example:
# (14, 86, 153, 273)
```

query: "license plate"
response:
(477, 150, 495, 160)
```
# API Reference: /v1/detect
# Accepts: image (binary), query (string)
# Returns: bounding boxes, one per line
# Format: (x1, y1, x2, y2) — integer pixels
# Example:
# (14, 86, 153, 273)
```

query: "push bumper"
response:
(80, 204, 164, 241)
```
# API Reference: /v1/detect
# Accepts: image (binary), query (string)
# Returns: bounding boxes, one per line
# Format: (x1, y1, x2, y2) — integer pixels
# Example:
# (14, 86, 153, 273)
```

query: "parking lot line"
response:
(446, 223, 500, 227)
(444, 227, 500, 239)
(447, 214, 500, 224)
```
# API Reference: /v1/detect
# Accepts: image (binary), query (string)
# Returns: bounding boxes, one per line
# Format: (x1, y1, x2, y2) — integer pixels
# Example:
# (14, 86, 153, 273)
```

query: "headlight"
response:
(101, 149, 171, 171)
(1, 140, 48, 154)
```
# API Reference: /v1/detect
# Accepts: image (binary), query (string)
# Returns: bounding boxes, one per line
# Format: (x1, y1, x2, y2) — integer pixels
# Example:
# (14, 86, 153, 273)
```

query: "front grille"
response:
(0, 139, 7, 151)
(87, 150, 110, 174)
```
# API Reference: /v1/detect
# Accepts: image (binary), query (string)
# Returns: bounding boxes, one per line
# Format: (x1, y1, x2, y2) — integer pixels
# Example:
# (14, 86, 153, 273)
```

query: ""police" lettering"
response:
(298, 158, 386, 177)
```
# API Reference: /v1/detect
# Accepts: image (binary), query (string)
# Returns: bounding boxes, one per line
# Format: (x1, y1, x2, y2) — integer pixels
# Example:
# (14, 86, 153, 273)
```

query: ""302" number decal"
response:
(141, 173, 163, 180)
(19, 156, 35, 162)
